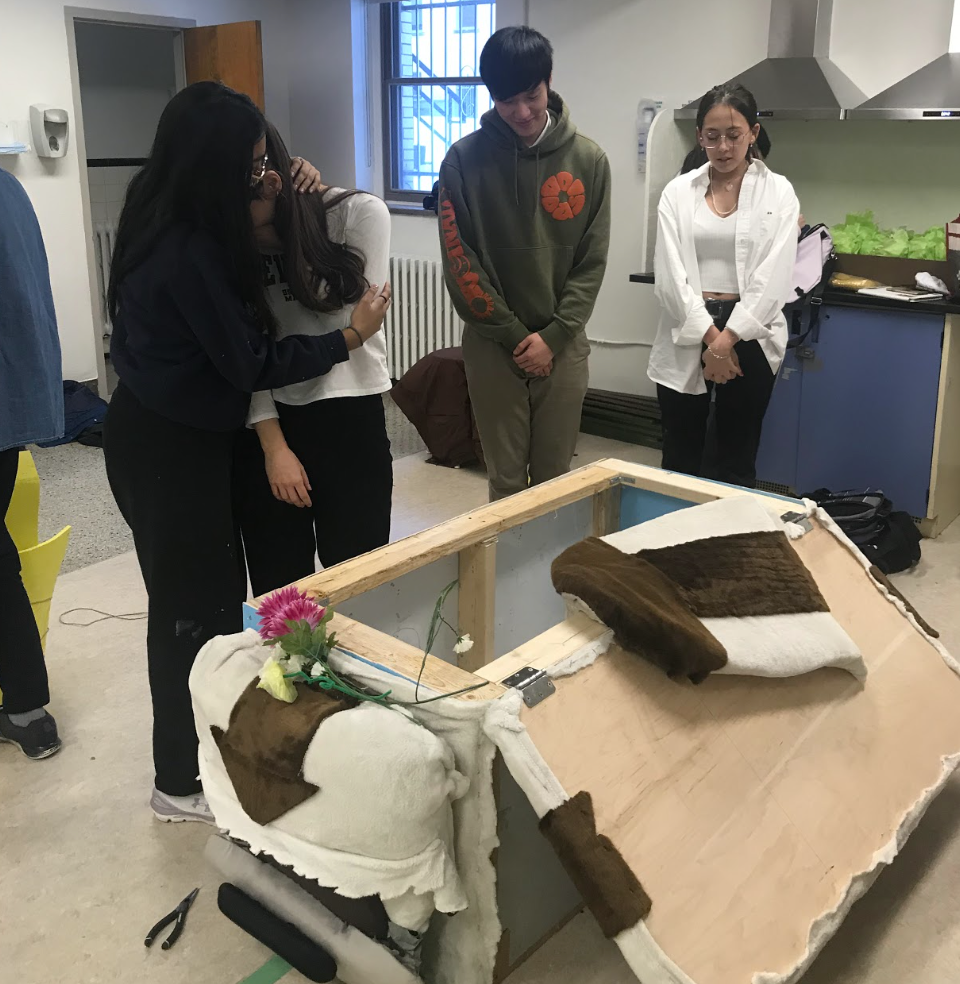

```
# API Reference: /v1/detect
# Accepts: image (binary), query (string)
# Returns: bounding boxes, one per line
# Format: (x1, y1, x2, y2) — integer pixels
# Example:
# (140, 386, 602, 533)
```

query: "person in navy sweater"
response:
(103, 82, 390, 823)
(0, 169, 64, 761)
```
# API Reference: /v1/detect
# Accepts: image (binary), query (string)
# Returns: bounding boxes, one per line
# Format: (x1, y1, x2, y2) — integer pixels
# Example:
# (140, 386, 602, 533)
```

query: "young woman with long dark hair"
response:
(234, 123, 394, 597)
(103, 82, 390, 822)
(648, 83, 799, 487)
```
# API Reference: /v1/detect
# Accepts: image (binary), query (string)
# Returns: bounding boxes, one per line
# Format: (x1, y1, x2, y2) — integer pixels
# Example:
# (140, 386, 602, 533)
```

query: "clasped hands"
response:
(702, 327, 743, 384)
(513, 332, 553, 376)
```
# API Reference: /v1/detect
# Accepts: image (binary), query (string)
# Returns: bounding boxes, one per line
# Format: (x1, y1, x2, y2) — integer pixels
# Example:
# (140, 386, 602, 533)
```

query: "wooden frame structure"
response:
(243, 459, 960, 984)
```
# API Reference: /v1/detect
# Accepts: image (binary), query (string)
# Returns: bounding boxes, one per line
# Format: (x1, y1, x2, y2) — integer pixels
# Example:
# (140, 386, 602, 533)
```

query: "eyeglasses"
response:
(251, 153, 269, 187)
(700, 131, 746, 149)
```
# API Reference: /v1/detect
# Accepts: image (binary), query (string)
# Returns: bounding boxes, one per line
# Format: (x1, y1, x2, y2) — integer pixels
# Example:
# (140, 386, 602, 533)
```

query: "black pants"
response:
(104, 384, 246, 796)
(0, 448, 50, 714)
(657, 339, 776, 488)
(235, 395, 393, 599)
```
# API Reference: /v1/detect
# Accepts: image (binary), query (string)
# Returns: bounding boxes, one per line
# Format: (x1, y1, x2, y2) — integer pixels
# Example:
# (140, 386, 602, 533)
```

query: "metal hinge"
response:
(502, 666, 555, 708)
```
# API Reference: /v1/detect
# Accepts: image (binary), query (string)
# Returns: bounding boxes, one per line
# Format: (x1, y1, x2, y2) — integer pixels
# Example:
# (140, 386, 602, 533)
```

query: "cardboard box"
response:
(834, 254, 950, 287)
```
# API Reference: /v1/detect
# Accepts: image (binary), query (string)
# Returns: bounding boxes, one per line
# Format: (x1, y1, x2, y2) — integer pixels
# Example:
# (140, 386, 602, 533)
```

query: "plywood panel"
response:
(516, 519, 960, 984)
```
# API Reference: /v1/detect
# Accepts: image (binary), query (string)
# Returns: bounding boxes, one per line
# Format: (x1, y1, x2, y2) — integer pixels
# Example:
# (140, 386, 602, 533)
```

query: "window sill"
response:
(387, 201, 435, 218)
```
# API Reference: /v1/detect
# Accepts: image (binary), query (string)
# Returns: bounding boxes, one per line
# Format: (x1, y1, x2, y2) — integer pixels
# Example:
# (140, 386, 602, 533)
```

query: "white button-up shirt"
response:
(648, 160, 800, 395)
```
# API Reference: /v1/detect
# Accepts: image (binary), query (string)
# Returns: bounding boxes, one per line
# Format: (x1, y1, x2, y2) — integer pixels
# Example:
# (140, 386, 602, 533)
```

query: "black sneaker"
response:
(0, 709, 62, 760)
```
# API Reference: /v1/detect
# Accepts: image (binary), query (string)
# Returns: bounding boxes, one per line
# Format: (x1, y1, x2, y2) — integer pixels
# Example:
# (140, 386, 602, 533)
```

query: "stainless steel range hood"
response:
(846, 54, 960, 119)
(675, 0, 865, 121)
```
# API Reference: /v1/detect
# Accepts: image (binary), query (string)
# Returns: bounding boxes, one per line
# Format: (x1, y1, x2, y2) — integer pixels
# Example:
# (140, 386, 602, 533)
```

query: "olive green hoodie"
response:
(437, 92, 611, 357)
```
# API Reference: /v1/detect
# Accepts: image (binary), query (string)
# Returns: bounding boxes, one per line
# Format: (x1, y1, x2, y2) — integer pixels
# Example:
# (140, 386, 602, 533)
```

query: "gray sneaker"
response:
(150, 788, 217, 825)
(0, 709, 62, 760)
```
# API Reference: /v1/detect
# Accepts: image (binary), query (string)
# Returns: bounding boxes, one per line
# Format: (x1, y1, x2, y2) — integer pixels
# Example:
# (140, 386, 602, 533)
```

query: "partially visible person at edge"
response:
(0, 169, 64, 761)
(234, 122, 393, 598)
(648, 83, 800, 488)
(102, 82, 390, 824)
(437, 26, 612, 502)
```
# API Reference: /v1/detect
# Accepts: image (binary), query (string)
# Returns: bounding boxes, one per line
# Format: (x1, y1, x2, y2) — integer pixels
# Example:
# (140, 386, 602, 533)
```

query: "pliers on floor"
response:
(145, 887, 200, 950)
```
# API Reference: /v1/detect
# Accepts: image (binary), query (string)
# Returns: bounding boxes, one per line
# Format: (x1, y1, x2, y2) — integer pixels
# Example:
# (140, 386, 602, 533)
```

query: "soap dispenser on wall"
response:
(30, 105, 69, 158)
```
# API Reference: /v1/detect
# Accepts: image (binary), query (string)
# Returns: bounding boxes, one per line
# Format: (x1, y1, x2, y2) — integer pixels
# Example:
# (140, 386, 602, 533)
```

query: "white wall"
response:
(286, 0, 358, 189)
(0, 0, 293, 384)
(76, 21, 177, 160)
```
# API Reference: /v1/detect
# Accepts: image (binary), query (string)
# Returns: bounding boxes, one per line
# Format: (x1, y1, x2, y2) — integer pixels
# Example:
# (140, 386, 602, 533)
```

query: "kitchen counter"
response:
(628, 272, 960, 317)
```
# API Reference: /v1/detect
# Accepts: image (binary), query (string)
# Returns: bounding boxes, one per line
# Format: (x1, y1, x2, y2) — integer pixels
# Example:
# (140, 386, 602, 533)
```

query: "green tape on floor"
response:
(238, 954, 291, 984)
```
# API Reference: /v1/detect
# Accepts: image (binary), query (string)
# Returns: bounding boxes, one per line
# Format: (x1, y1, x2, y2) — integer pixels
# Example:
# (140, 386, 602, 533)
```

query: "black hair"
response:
(262, 121, 368, 314)
(108, 81, 277, 334)
(479, 26, 553, 101)
(681, 122, 771, 174)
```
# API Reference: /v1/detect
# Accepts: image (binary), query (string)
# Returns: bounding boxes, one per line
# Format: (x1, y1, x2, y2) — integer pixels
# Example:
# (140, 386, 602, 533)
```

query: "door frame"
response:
(64, 7, 195, 399)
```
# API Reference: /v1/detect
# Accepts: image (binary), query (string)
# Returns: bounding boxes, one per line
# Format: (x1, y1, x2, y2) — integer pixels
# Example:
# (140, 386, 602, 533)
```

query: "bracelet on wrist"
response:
(345, 325, 364, 347)
(707, 348, 729, 360)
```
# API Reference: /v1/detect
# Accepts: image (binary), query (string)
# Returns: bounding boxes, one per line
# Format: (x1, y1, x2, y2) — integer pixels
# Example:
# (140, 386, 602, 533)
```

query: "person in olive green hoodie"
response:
(438, 26, 611, 501)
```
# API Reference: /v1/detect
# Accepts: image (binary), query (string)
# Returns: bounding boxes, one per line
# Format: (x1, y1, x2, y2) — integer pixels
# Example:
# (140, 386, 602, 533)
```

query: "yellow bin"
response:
(3, 451, 71, 666)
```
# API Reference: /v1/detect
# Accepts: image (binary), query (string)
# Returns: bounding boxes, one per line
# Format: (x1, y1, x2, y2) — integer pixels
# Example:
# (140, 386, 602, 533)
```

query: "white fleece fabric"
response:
(597, 495, 866, 680)
(191, 631, 469, 931)
(191, 631, 503, 984)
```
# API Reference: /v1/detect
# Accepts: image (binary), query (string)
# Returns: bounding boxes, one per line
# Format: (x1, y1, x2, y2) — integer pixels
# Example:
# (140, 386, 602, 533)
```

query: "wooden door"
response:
(183, 21, 265, 111)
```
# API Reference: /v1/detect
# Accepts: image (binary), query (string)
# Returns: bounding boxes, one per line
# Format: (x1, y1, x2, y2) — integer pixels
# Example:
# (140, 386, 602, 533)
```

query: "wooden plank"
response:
(457, 538, 497, 672)
(592, 484, 621, 537)
(927, 314, 960, 535)
(475, 612, 610, 684)
(183, 21, 265, 110)
(514, 518, 960, 984)
(267, 464, 619, 607)
(330, 611, 504, 703)
(610, 458, 799, 515)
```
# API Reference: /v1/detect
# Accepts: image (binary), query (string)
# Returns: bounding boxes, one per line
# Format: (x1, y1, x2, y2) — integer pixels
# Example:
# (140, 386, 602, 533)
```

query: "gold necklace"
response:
(708, 166, 740, 217)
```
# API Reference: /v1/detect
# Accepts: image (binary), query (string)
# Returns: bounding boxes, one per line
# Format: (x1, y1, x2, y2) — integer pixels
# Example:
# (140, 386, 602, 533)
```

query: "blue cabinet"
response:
(756, 305, 944, 517)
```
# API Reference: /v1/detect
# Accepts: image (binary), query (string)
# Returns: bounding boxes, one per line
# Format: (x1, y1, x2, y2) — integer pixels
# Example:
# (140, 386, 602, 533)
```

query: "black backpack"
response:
(785, 224, 837, 350)
(804, 488, 921, 575)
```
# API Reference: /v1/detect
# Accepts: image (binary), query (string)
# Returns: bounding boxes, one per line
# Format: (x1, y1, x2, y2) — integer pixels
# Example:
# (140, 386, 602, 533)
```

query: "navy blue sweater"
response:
(111, 226, 348, 431)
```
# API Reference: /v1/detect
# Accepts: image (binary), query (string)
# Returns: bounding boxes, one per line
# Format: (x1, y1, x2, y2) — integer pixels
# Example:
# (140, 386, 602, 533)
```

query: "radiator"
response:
(384, 255, 463, 379)
(93, 222, 117, 337)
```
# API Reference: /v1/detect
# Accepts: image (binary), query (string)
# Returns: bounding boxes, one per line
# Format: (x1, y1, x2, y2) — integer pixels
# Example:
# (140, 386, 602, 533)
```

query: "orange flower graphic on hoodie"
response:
(541, 171, 586, 221)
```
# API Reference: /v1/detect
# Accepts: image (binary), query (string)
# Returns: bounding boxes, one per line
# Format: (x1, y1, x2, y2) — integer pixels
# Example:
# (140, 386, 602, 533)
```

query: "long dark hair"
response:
(680, 83, 762, 175)
(263, 123, 368, 313)
(108, 81, 277, 333)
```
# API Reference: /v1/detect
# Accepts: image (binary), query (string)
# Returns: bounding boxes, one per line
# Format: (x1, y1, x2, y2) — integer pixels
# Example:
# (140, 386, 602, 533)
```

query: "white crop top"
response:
(694, 200, 739, 294)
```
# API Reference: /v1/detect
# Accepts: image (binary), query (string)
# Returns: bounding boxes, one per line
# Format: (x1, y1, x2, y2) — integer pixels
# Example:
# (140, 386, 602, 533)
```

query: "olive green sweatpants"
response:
(462, 328, 590, 502)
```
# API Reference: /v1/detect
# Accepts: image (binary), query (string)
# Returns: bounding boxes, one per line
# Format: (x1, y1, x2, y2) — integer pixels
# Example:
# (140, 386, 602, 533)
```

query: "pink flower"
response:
(257, 586, 325, 641)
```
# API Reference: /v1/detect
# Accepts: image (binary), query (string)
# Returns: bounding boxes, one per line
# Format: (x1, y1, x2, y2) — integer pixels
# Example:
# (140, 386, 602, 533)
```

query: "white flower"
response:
(309, 661, 325, 679)
(453, 634, 474, 655)
(257, 657, 298, 703)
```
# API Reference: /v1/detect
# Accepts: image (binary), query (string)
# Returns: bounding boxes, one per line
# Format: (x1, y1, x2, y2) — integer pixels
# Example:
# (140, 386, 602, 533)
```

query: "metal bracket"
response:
(781, 511, 813, 535)
(502, 666, 555, 708)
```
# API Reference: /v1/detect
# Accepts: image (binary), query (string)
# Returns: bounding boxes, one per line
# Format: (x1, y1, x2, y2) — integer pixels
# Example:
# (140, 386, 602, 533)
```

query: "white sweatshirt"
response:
(247, 190, 392, 426)
(648, 160, 800, 396)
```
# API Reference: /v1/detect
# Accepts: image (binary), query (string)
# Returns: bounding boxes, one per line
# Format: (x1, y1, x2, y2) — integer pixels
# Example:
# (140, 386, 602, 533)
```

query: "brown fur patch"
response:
(539, 791, 651, 938)
(637, 530, 829, 619)
(212, 680, 356, 825)
(552, 536, 727, 683)
(868, 565, 939, 639)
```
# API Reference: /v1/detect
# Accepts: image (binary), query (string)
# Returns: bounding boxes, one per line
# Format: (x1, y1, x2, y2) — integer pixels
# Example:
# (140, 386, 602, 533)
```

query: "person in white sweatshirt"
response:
(234, 123, 393, 596)
(648, 83, 799, 488)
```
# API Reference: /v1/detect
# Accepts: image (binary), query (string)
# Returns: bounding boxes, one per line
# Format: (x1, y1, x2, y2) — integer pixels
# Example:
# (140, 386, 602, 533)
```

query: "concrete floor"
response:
(5, 434, 960, 984)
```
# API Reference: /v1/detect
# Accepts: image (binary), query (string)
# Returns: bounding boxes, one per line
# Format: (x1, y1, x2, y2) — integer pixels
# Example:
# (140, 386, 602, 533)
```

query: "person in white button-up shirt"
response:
(648, 83, 799, 488)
